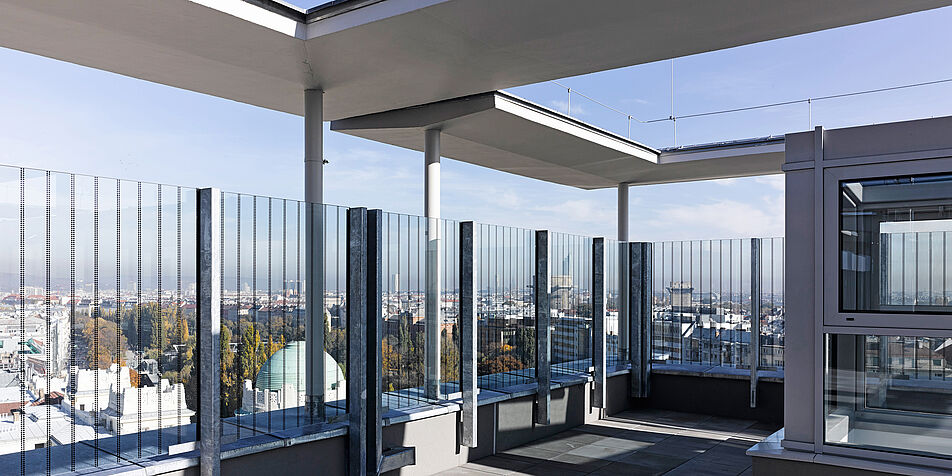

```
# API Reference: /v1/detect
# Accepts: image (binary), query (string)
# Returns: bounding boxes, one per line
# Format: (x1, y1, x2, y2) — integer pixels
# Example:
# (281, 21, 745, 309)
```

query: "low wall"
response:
(638, 371, 784, 425)
(149, 370, 780, 476)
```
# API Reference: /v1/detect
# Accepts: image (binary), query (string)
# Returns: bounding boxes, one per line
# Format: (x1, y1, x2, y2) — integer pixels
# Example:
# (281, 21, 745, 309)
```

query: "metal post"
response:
(197, 188, 221, 476)
(305, 89, 326, 420)
(592, 238, 607, 408)
(459, 221, 477, 447)
(750, 238, 761, 408)
(347, 208, 368, 476)
(366, 210, 383, 473)
(534, 230, 551, 425)
(357, 209, 415, 475)
(618, 183, 630, 362)
(630, 242, 650, 398)
(424, 128, 442, 400)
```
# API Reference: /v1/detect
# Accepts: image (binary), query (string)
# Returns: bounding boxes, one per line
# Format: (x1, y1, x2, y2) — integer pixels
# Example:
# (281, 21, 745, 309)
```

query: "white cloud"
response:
(754, 174, 785, 191)
(548, 100, 588, 116)
(646, 197, 783, 240)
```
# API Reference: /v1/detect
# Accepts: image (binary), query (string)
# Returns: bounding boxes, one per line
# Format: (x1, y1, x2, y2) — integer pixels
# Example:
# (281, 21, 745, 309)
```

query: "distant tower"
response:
(667, 282, 694, 314)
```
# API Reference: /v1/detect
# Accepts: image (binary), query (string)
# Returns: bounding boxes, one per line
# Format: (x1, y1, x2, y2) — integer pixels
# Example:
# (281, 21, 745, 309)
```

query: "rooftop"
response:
(440, 409, 778, 476)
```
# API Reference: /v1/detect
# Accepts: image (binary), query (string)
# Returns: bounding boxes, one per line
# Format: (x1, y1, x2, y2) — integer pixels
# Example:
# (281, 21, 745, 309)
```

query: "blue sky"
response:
(1, 6, 952, 241)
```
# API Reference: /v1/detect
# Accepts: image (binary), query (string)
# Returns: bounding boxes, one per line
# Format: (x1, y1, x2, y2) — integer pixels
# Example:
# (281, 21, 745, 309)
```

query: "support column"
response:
(459, 221, 477, 447)
(305, 89, 326, 420)
(347, 208, 369, 476)
(424, 128, 442, 400)
(592, 238, 607, 409)
(618, 183, 630, 362)
(535, 230, 551, 425)
(750, 238, 761, 408)
(197, 188, 221, 476)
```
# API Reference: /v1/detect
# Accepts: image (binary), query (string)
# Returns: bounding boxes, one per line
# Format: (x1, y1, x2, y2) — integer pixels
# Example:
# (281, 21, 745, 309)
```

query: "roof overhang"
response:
(0, 0, 949, 120)
(331, 91, 659, 189)
(333, 92, 787, 189)
(641, 137, 786, 186)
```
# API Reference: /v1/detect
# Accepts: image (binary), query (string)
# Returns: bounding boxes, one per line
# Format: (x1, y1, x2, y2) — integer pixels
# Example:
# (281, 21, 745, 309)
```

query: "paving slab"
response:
(436, 409, 779, 476)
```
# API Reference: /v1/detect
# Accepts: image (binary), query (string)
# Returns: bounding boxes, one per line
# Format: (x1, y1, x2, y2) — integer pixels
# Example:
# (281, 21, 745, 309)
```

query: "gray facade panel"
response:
(782, 168, 816, 446)
(823, 115, 952, 161)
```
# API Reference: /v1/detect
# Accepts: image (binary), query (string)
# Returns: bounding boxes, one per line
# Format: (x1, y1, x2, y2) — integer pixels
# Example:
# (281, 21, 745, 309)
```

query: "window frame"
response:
(823, 157, 952, 330)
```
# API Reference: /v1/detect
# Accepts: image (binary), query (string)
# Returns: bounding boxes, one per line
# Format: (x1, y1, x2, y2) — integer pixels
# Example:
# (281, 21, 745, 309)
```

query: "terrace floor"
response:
(436, 409, 779, 476)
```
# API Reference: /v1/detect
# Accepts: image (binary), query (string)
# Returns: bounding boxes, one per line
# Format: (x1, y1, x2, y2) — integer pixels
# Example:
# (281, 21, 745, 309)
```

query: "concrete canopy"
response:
(0, 0, 949, 121)
(331, 91, 659, 189)
(332, 92, 786, 189)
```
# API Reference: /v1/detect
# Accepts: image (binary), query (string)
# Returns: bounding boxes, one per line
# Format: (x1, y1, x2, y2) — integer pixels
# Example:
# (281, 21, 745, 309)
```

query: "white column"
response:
(618, 183, 630, 360)
(304, 89, 326, 420)
(424, 128, 442, 400)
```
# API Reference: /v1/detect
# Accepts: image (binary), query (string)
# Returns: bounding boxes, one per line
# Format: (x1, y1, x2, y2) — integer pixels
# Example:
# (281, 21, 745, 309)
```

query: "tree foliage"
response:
(81, 315, 128, 369)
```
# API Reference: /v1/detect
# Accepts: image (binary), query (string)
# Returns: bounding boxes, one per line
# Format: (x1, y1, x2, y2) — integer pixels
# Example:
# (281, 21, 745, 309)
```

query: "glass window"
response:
(824, 333, 952, 458)
(840, 174, 952, 313)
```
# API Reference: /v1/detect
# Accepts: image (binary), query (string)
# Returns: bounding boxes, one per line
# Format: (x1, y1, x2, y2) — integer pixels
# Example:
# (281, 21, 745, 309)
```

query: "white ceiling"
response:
(0, 0, 949, 121)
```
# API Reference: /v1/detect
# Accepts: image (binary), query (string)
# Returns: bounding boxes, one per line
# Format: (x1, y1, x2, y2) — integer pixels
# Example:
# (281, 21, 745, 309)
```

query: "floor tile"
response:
(550, 453, 614, 472)
(461, 455, 536, 475)
(564, 442, 634, 461)
(436, 410, 772, 476)
(499, 445, 561, 461)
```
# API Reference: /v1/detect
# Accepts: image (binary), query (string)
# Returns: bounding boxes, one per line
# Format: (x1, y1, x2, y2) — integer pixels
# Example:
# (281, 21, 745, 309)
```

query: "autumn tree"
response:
(238, 324, 263, 384)
(82, 316, 128, 369)
(512, 327, 536, 368)
(220, 325, 239, 417)
(440, 327, 460, 382)
(479, 354, 523, 375)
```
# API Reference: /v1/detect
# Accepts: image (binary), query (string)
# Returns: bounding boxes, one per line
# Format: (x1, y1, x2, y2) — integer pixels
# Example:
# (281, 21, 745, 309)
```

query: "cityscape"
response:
(5, 1, 952, 474)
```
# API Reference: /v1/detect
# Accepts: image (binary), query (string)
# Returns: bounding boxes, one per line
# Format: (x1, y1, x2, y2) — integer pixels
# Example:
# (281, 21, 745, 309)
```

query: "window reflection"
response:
(840, 174, 952, 313)
(825, 333, 952, 458)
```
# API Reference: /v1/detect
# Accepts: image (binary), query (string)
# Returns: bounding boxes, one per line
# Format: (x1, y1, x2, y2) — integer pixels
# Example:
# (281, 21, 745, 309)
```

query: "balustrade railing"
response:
(0, 163, 787, 475)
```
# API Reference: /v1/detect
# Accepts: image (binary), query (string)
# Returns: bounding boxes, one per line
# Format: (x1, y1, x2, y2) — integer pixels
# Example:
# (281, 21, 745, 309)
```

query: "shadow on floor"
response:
(437, 409, 779, 476)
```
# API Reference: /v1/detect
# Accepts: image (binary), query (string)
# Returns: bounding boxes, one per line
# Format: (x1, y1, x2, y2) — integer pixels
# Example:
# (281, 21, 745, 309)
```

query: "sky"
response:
(2, 6, 952, 242)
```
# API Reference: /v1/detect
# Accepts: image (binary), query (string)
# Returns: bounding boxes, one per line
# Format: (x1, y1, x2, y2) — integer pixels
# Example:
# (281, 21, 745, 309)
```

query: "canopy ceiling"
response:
(0, 0, 948, 120)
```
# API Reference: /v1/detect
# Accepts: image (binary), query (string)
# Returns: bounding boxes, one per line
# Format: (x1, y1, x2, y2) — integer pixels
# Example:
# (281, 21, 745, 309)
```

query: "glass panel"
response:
(651, 239, 771, 368)
(840, 174, 952, 313)
(825, 333, 952, 458)
(550, 232, 593, 377)
(475, 224, 535, 391)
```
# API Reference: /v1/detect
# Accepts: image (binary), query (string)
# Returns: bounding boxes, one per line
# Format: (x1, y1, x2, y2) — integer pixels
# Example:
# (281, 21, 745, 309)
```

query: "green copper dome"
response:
(254, 341, 344, 391)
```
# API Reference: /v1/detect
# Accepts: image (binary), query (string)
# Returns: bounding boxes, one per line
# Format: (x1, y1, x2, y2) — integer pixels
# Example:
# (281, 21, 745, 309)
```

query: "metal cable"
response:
(550, 76, 952, 125)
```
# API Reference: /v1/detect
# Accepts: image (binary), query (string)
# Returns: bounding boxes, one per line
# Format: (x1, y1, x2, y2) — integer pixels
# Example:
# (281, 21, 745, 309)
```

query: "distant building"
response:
(667, 282, 694, 314)
(551, 275, 573, 311)
(65, 364, 194, 434)
(552, 316, 591, 365)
